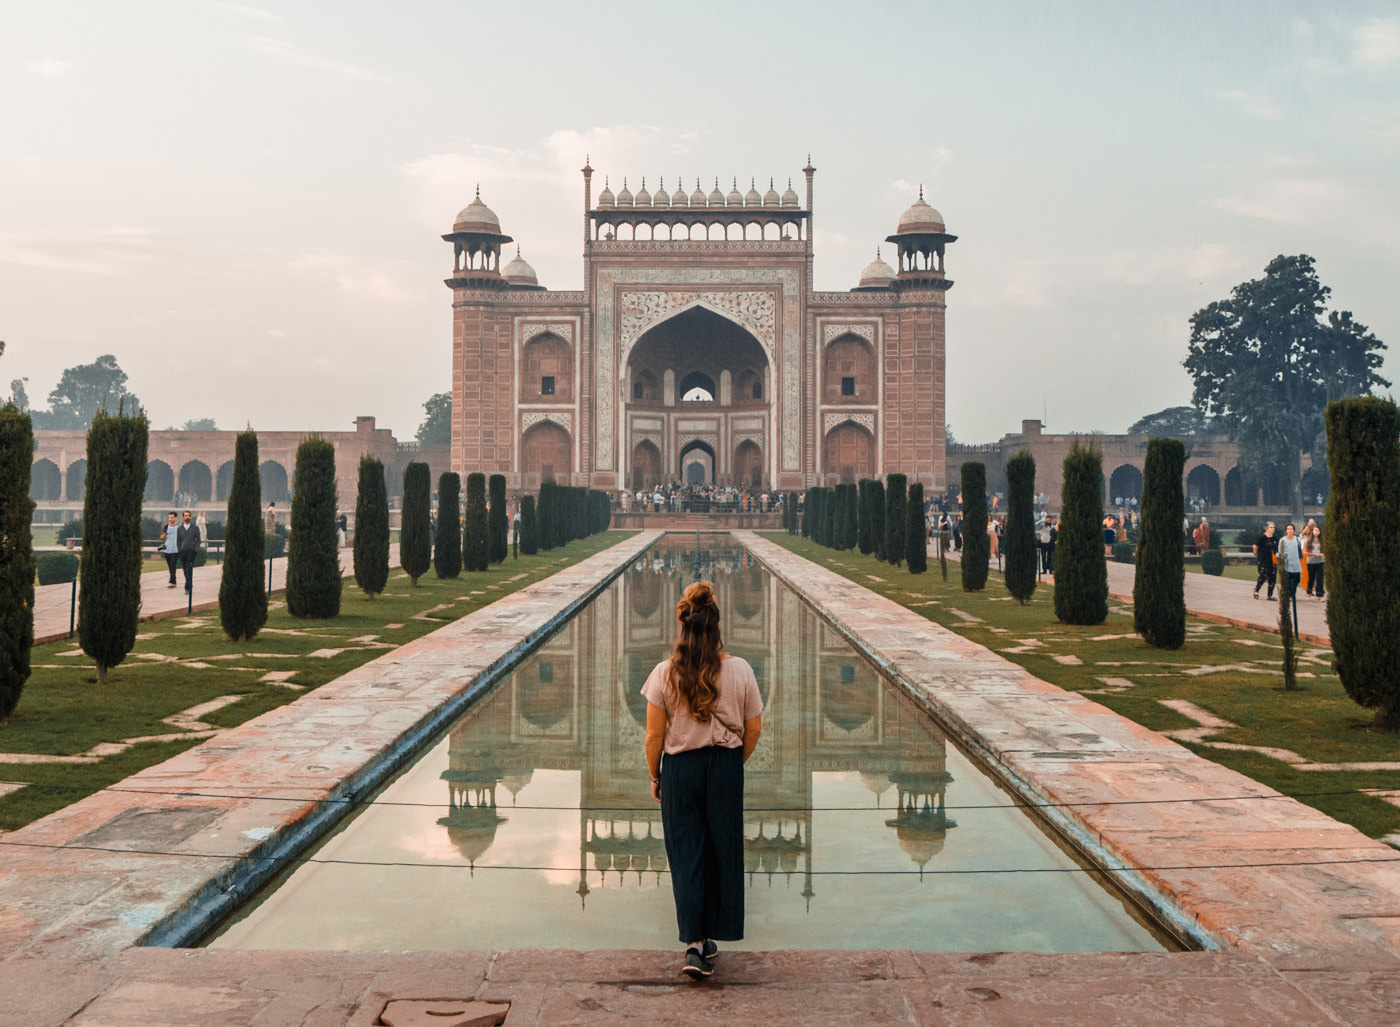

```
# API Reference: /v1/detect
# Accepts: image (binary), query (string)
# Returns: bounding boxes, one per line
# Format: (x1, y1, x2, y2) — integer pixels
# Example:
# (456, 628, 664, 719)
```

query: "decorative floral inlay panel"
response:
(822, 323, 877, 346)
(522, 411, 573, 433)
(619, 291, 776, 361)
(522, 322, 575, 344)
(823, 411, 875, 436)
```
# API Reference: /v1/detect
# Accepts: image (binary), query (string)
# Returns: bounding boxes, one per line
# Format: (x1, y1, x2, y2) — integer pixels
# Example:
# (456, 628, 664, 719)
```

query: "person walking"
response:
(159, 511, 180, 588)
(1193, 517, 1211, 557)
(1277, 523, 1305, 602)
(264, 503, 277, 534)
(643, 581, 763, 980)
(1305, 523, 1325, 599)
(176, 509, 201, 594)
(1252, 522, 1278, 600)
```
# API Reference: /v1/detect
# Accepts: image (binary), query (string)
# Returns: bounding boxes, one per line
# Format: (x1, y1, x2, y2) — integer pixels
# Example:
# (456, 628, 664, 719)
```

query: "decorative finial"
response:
(919, 184, 924, 199)
(658, 176, 664, 190)
(516, 245, 521, 257)
(604, 175, 609, 187)
(474, 183, 480, 198)
(641, 176, 646, 188)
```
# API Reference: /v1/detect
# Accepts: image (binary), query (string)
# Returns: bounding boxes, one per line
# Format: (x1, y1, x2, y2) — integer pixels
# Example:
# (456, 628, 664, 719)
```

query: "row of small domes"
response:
(598, 177, 800, 210)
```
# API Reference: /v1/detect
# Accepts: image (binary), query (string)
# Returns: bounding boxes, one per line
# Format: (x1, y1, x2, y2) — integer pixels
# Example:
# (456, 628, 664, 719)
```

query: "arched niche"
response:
(823, 421, 875, 484)
(631, 439, 661, 490)
(1186, 464, 1221, 506)
(1108, 463, 1143, 503)
(627, 306, 769, 413)
(679, 439, 714, 484)
(824, 332, 876, 404)
(216, 460, 236, 502)
(259, 460, 289, 505)
(521, 332, 572, 404)
(178, 460, 212, 502)
(65, 458, 87, 503)
(145, 460, 175, 503)
(30, 458, 61, 502)
(734, 439, 763, 489)
(522, 420, 571, 484)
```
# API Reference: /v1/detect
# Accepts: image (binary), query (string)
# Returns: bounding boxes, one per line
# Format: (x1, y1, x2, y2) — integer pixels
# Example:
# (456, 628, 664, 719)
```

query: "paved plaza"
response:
(5, 533, 1397, 1024)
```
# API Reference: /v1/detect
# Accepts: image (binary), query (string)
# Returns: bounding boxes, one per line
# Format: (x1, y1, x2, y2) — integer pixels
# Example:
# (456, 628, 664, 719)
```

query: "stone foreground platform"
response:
(2, 530, 1398, 1024)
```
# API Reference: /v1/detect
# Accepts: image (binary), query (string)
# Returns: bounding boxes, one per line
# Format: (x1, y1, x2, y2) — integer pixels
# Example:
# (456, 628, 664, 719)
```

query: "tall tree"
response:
(37, 355, 143, 430)
(1004, 452, 1037, 604)
(960, 462, 989, 592)
(78, 408, 148, 684)
(1185, 254, 1388, 517)
(416, 392, 452, 445)
(885, 474, 907, 567)
(180, 417, 217, 431)
(905, 482, 928, 573)
(1134, 438, 1187, 649)
(1324, 397, 1400, 731)
(869, 479, 886, 561)
(520, 494, 539, 555)
(463, 472, 489, 572)
(354, 456, 391, 597)
(433, 471, 462, 579)
(400, 462, 431, 586)
(1125, 406, 1220, 437)
(488, 474, 508, 564)
(0, 404, 35, 717)
(219, 429, 268, 641)
(286, 437, 341, 618)
(857, 480, 875, 555)
(833, 483, 853, 551)
(537, 480, 556, 551)
(1054, 440, 1108, 625)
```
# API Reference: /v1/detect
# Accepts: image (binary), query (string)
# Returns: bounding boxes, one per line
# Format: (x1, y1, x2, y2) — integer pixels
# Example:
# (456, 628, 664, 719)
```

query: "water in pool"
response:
(208, 536, 1168, 952)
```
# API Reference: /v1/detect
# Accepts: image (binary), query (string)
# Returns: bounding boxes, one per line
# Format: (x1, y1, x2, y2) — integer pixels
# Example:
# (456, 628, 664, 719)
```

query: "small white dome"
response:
(616, 178, 634, 207)
(781, 179, 800, 207)
(763, 179, 780, 207)
(857, 249, 897, 289)
(454, 188, 501, 231)
(744, 178, 762, 206)
(503, 247, 539, 287)
(690, 180, 707, 207)
(652, 177, 669, 207)
(672, 180, 689, 206)
(596, 177, 615, 209)
(897, 189, 946, 233)
(634, 178, 652, 207)
(726, 178, 743, 206)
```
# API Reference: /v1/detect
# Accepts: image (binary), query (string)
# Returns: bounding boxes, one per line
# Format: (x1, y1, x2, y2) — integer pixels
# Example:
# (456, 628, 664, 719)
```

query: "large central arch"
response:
(626, 305, 771, 487)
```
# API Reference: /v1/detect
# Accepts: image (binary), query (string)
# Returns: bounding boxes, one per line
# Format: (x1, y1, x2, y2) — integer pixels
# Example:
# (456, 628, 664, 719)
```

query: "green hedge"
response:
(1201, 549, 1225, 576)
(1111, 541, 1136, 564)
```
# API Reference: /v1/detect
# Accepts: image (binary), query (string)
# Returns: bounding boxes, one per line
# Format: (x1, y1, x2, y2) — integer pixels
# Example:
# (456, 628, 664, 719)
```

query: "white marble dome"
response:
(652, 177, 669, 207)
(897, 192, 946, 233)
(616, 178, 634, 207)
(857, 250, 897, 289)
(763, 180, 780, 207)
(503, 247, 539, 287)
(596, 178, 615, 208)
(454, 190, 501, 231)
(744, 179, 762, 206)
(634, 179, 652, 206)
(781, 180, 800, 207)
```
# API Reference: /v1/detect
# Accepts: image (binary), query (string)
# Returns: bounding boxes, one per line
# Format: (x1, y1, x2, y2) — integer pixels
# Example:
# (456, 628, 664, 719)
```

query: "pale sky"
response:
(3, 2, 1398, 444)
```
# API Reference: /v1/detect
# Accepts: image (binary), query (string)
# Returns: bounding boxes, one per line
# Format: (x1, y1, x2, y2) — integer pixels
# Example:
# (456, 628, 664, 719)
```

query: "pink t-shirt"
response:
(642, 656, 763, 755)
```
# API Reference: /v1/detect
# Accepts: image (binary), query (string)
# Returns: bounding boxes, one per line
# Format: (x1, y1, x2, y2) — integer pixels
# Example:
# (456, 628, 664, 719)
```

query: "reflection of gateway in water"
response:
(437, 538, 955, 906)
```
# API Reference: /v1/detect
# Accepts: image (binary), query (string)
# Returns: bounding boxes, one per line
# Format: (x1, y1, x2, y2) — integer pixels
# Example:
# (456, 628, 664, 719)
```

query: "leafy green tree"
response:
(960, 462, 989, 591)
(520, 494, 539, 555)
(1126, 406, 1220, 437)
(1324, 397, 1400, 730)
(1003, 453, 1037, 603)
(286, 437, 341, 618)
(857, 480, 875, 555)
(78, 408, 148, 684)
(353, 456, 391, 596)
(1134, 438, 1186, 649)
(416, 392, 452, 445)
(0, 404, 36, 717)
(464, 472, 489, 572)
(219, 430, 268, 640)
(905, 482, 927, 573)
(181, 418, 217, 431)
(869, 479, 886, 561)
(488, 475, 508, 563)
(885, 474, 907, 568)
(434, 472, 462, 579)
(34, 355, 143, 430)
(537, 480, 556, 551)
(1185, 254, 1389, 517)
(1054, 440, 1108, 625)
(400, 462, 431, 586)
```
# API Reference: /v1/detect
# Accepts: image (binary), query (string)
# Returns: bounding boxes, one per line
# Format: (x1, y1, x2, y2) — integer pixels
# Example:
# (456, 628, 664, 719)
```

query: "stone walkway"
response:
(4, 531, 1397, 1024)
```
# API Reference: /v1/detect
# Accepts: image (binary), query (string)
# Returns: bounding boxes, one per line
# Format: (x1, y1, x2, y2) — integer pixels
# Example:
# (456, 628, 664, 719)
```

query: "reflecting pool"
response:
(208, 536, 1169, 952)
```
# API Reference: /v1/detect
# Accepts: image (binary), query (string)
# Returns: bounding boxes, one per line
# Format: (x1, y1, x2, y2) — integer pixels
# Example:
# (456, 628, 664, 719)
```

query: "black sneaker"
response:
(682, 948, 714, 979)
(702, 939, 718, 959)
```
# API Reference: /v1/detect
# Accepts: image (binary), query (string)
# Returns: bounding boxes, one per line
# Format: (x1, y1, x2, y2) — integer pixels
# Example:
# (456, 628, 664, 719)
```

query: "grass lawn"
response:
(0, 531, 636, 831)
(766, 534, 1400, 841)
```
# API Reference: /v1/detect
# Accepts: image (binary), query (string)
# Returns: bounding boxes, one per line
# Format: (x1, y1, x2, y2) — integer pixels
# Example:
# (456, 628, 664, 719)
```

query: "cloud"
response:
(245, 37, 390, 83)
(0, 227, 161, 275)
(287, 250, 424, 303)
(1218, 89, 1281, 121)
(1214, 178, 1348, 223)
(27, 58, 73, 77)
(1354, 19, 1400, 68)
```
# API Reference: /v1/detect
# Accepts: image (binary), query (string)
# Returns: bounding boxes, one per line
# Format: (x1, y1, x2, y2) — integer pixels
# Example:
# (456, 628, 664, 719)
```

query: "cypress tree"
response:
(905, 482, 928, 573)
(219, 429, 268, 640)
(488, 474, 508, 563)
(800, 489, 814, 539)
(961, 462, 989, 591)
(885, 474, 907, 568)
(538, 480, 556, 551)
(399, 461, 431, 586)
(79, 408, 148, 684)
(833, 484, 852, 551)
(857, 479, 875, 555)
(1324, 397, 1400, 730)
(0, 404, 35, 717)
(352, 456, 391, 596)
(1004, 452, 1037, 604)
(820, 488, 837, 548)
(843, 484, 860, 550)
(433, 471, 461, 579)
(286, 437, 341, 618)
(869, 479, 886, 561)
(464, 472, 489, 572)
(785, 492, 796, 534)
(1134, 438, 1187, 649)
(520, 494, 539, 555)
(1054, 440, 1109, 625)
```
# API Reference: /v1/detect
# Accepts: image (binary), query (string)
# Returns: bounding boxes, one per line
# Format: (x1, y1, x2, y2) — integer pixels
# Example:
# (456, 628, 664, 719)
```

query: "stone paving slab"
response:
(0, 532, 663, 963)
(735, 532, 1400, 966)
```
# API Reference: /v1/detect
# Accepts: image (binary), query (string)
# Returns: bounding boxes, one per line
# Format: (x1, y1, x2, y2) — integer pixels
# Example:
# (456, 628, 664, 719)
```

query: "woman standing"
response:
(1305, 523, 1325, 599)
(643, 581, 763, 980)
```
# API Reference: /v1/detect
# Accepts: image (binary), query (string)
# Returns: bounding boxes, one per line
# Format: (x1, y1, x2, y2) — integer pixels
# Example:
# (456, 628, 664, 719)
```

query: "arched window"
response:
(824, 333, 875, 404)
(520, 332, 573, 404)
(823, 421, 875, 482)
(30, 458, 61, 502)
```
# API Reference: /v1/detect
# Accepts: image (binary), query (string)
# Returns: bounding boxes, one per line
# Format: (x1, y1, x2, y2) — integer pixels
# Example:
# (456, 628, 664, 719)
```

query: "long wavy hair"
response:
(668, 581, 723, 722)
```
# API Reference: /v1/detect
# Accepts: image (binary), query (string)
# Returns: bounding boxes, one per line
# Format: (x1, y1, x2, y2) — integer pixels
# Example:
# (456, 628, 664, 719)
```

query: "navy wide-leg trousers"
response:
(660, 744, 745, 943)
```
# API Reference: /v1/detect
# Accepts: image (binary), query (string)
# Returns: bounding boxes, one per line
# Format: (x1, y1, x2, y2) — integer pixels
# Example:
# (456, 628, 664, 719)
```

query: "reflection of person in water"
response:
(643, 580, 763, 980)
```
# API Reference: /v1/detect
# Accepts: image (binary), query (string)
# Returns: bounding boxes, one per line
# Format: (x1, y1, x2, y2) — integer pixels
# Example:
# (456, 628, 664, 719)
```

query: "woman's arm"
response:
(645, 702, 668, 803)
(741, 715, 762, 764)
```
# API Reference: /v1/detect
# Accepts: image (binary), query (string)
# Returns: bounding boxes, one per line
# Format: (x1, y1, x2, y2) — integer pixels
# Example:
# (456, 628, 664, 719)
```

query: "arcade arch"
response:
(216, 461, 236, 502)
(734, 439, 763, 489)
(145, 460, 175, 503)
(823, 420, 875, 483)
(31, 458, 60, 502)
(680, 440, 715, 484)
(1108, 463, 1143, 503)
(1186, 464, 1221, 507)
(630, 439, 661, 490)
(521, 420, 571, 483)
(65, 459, 87, 503)
(260, 460, 289, 505)
(178, 460, 212, 503)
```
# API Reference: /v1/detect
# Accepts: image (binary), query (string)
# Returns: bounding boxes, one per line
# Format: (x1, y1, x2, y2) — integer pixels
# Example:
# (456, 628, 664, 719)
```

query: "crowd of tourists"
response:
(618, 484, 785, 514)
